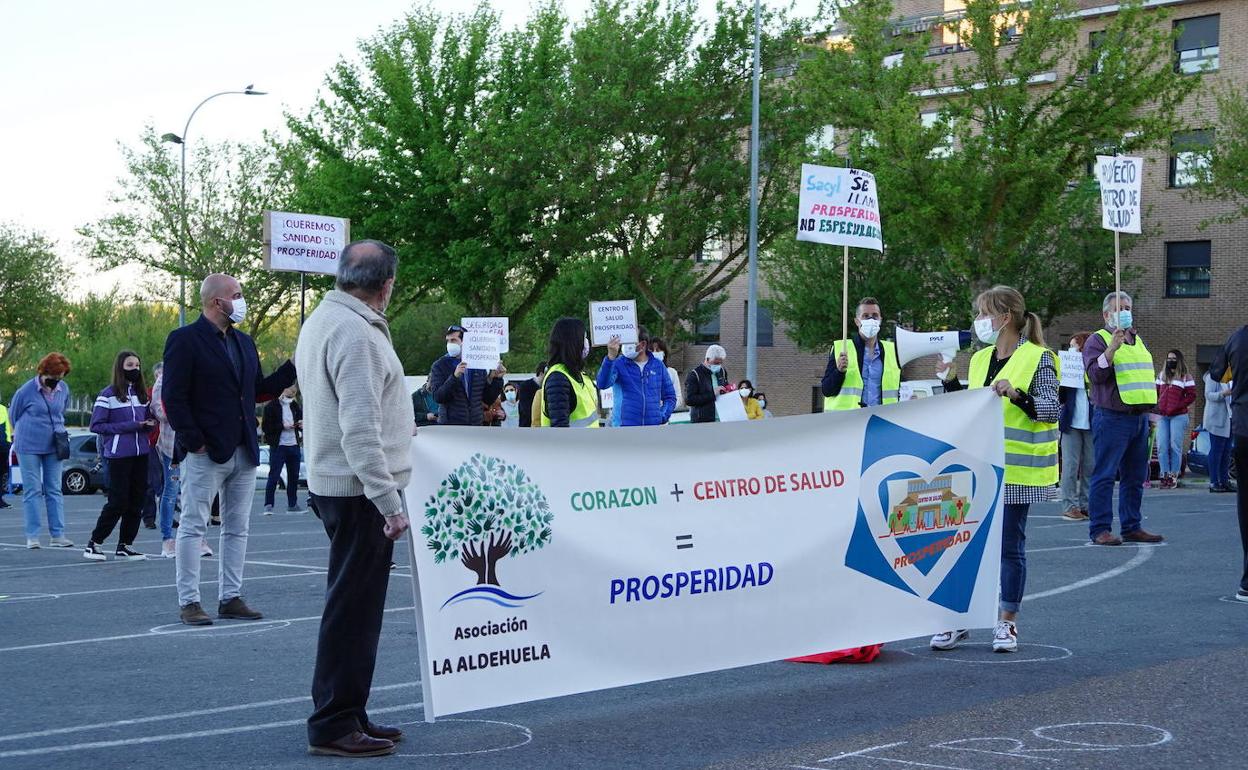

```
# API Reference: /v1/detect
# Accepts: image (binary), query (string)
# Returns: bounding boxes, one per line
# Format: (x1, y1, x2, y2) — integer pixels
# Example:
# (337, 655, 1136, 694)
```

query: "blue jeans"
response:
(264, 445, 300, 508)
(1208, 434, 1233, 488)
(1156, 413, 1189, 476)
(1001, 503, 1029, 614)
(18, 452, 65, 540)
(158, 452, 180, 541)
(1088, 409, 1150, 539)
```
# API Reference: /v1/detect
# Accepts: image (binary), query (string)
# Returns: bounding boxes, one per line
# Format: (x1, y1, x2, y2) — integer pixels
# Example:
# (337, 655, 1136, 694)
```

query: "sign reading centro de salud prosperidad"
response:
(588, 300, 638, 346)
(796, 164, 883, 252)
(262, 210, 350, 275)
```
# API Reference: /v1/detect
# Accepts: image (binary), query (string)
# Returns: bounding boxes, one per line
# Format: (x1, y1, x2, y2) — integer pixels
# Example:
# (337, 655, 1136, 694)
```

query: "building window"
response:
(807, 125, 836, 154)
(742, 301, 774, 347)
(696, 236, 723, 262)
(1169, 129, 1213, 188)
(1174, 15, 1219, 74)
(921, 111, 953, 157)
(1165, 241, 1211, 298)
(1089, 30, 1106, 74)
(694, 304, 720, 344)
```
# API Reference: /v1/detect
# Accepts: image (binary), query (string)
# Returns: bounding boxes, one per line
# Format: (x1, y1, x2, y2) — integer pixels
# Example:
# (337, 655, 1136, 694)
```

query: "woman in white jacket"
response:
(1204, 368, 1235, 493)
(649, 337, 684, 412)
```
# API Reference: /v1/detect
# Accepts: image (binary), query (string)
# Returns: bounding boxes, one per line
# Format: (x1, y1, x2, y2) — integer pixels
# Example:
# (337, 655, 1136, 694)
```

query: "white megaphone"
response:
(896, 328, 973, 367)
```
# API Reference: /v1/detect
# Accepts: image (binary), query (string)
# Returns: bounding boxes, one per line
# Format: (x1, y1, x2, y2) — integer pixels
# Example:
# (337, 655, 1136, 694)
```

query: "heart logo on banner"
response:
(844, 416, 1003, 612)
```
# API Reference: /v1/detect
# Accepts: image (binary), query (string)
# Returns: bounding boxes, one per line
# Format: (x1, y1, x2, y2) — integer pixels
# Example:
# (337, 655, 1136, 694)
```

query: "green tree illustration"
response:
(421, 454, 553, 586)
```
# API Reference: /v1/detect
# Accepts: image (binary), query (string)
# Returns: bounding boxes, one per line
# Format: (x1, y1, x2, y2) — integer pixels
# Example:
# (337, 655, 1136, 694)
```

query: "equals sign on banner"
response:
(675, 535, 693, 551)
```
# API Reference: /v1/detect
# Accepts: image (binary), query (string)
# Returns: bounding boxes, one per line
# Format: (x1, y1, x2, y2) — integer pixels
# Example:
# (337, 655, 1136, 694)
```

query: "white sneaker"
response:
(200, 540, 214, 558)
(26, 539, 41, 549)
(992, 620, 1018, 653)
(1235, 589, 1248, 603)
(49, 536, 75, 548)
(161, 540, 176, 559)
(930, 629, 969, 651)
(83, 541, 107, 561)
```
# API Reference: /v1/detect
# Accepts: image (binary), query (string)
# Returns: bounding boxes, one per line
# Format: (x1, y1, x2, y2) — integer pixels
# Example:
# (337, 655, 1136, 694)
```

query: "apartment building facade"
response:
(680, 0, 1245, 417)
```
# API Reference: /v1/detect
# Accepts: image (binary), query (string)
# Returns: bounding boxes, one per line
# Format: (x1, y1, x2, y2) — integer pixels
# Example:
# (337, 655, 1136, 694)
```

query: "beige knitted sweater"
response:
(294, 290, 414, 517)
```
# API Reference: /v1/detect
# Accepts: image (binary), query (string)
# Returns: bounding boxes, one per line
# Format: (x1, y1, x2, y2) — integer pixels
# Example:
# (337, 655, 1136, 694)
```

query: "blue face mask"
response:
(1117, 310, 1133, 330)
(708, 364, 722, 374)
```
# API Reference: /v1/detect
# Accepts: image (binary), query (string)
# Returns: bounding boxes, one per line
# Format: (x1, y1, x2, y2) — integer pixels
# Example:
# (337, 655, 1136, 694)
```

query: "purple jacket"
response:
(90, 384, 151, 460)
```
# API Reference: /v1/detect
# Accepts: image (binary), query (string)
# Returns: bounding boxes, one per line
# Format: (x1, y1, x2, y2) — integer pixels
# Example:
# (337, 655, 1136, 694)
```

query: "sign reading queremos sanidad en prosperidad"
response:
(262, 210, 350, 275)
(404, 389, 1004, 719)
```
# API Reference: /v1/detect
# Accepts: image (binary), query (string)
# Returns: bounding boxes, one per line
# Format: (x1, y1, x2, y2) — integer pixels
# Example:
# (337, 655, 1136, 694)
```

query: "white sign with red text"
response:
(796, 164, 883, 252)
(461, 317, 510, 354)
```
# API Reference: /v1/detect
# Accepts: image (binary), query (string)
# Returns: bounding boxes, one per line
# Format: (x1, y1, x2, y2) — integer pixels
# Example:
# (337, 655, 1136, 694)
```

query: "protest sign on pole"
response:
(588, 300, 639, 346)
(461, 331, 501, 371)
(262, 210, 349, 275)
(461, 317, 510, 354)
(1095, 155, 1143, 312)
(1058, 350, 1085, 389)
(405, 389, 1005, 719)
(796, 164, 883, 351)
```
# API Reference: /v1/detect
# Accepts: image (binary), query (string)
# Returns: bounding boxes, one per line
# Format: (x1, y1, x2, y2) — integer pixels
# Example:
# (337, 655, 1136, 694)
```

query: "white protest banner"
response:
(588, 300, 638, 346)
(1058, 350, 1085, 389)
(262, 210, 350, 275)
(461, 317, 510, 354)
(796, 164, 883, 252)
(899, 383, 915, 402)
(405, 389, 1005, 719)
(716, 392, 749, 422)
(1095, 155, 1143, 234)
(461, 331, 501, 371)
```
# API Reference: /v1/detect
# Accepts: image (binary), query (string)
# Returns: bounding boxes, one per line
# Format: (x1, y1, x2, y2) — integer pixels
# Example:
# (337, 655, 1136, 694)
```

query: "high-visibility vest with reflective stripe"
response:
(540, 364, 601, 428)
(824, 339, 901, 411)
(1094, 329, 1158, 407)
(968, 342, 1059, 487)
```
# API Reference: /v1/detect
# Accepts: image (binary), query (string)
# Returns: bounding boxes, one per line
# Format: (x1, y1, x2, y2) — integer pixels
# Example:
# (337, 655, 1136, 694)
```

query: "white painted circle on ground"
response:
(1217, 595, 1248, 606)
(392, 718, 533, 757)
(898, 642, 1073, 664)
(148, 620, 292, 637)
(0, 592, 59, 603)
(1032, 721, 1173, 748)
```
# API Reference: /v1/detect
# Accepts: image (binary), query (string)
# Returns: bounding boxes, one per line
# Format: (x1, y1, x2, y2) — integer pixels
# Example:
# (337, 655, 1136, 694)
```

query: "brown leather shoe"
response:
(218, 597, 263, 620)
(180, 602, 213, 626)
(1092, 531, 1123, 546)
(1123, 529, 1164, 543)
(308, 731, 395, 757)
(364, 722, 403, 742)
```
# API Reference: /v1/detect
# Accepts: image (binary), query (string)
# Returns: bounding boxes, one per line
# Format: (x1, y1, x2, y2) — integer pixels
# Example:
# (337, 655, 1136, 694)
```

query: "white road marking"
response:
(1024, 546, 1156, 601)
(0, 682, 420, 743)
(819, 741, 909, 761)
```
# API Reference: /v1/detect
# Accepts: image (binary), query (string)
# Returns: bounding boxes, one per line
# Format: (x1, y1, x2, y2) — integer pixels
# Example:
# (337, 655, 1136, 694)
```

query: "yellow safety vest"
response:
(0, 404, 11, 444)
(1094, 329, 1158, 407)
(968, 342, 1059, 487)
(540, 364, 601, 428)
(824, 339, 901, 411)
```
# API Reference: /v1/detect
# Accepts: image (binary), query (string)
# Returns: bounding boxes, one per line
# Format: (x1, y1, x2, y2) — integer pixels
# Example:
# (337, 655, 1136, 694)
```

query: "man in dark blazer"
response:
(163, 273, 296, 626)
(428, 324, 506, 426)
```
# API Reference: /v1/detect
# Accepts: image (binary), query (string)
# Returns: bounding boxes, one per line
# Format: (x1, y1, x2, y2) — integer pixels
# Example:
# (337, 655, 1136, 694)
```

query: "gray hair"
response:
(336, 240, 398, 294)
(1102, 291, 1133, 312)
(704, 344, 727, 361)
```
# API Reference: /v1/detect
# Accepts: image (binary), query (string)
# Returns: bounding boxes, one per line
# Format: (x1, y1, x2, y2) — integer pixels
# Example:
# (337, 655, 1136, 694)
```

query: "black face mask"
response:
(42, 378, 60, 389)
(124, 369, 142, 383)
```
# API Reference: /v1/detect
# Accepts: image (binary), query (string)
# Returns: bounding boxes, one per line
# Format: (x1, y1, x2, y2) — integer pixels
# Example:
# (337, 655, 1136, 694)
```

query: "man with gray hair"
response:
(1082, 291, 1164, 546)
(296, 240, 414, 757)
(163, 273, 296, 624)
(685, 344, 729, 423)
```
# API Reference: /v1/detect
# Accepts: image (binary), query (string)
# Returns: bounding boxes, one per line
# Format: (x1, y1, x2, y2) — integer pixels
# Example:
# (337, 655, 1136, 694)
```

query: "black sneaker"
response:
(115, 544, 147, 561)
(83, 542, 107, 561)
(210, 516, 222, 526)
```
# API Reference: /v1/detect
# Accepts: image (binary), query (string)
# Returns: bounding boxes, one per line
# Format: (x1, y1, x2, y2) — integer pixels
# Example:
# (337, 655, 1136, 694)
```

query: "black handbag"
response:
(44, 396, 70, 461)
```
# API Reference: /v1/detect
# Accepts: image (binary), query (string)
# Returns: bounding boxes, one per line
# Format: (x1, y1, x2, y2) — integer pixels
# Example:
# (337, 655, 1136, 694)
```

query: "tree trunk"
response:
(460, 541, 489, 585)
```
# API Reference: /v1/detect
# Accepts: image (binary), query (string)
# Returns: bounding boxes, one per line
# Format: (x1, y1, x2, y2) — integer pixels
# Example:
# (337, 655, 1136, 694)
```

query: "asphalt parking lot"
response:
(0, 482, 1244, 769)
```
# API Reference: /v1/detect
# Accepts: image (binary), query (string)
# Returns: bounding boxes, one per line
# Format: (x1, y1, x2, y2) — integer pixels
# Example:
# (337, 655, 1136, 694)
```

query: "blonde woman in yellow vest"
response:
(931, 285, 1059, 654)
(540, 318, 601, 428)
(821, 297, 902, 411)
(1082, 291, 1164, 546)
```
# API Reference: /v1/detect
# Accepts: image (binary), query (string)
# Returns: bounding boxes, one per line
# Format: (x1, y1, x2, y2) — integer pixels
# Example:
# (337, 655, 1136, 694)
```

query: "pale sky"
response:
(0, 1, 820, 296)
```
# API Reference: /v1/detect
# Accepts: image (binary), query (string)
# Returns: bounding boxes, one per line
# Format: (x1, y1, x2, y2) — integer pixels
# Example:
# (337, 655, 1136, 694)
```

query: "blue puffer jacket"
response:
(90, 384, 151, 460)
(596, 355, 676, 426)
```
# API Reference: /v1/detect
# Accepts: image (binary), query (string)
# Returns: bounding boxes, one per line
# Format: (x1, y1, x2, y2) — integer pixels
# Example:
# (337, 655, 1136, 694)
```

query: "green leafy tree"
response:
(422, 454, 553, 586)
(1193, 84, 1248, 223)
(0, 223, 68, 366)
(767, 0, 1197, 347)
(79, 127, 303, 342)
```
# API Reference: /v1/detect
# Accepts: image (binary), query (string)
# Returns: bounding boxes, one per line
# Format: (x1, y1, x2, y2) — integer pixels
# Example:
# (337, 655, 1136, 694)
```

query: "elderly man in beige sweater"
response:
(295, 240, 414, 758)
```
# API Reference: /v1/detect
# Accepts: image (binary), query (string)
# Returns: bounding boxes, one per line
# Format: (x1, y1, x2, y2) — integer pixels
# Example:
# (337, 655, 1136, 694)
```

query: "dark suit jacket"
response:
(261, 399, 303, 447)
(162, 314, 296, 465)
(429, 355, 503, 426)
(1212, 324, 1248, 438)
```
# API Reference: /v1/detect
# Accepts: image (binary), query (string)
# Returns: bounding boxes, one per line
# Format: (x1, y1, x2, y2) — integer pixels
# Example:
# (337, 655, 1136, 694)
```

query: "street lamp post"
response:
(745, 0, 762, 383)
(161, 85, 266, 327)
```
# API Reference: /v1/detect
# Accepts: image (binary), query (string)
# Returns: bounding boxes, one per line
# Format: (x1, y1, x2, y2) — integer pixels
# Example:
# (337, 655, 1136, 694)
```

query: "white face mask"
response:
(223, 295, 247, 325)
(504, 391, 517, 402)
(858, 318, 881, 339)
(758, 399, 766, 408)
(622, 344, 640, 360)
(739, 388, 752, 398)
(582, 338, 590, 359)
(447, 342, 462, 357)
(653, 350, 665, 363)
(974, 316, 1000, 345)
(280, 395, 293, 404)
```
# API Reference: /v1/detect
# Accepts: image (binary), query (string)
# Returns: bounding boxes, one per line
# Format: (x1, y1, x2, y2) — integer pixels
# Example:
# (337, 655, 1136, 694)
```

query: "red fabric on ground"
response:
(786, 644, 883, 664)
